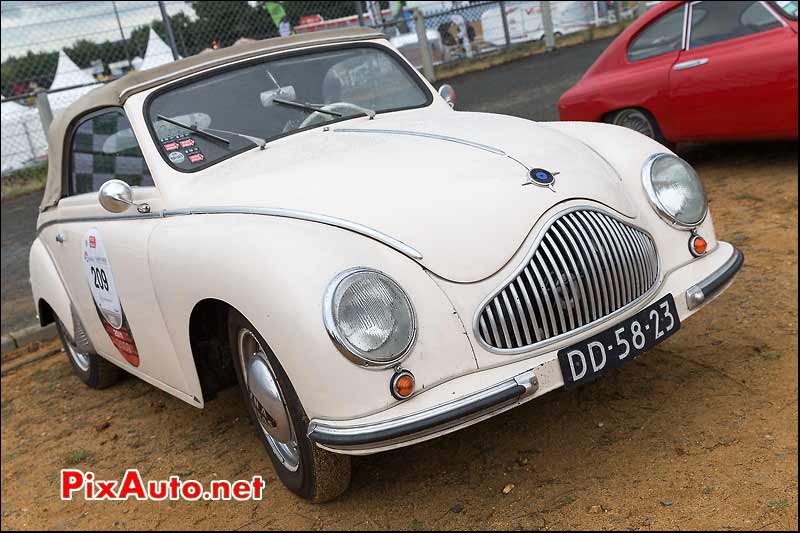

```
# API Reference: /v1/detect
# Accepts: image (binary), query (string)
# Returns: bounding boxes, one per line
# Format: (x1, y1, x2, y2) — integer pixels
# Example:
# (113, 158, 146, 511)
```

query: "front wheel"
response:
(55, 319, 122, 389)
(227, 310, 351, 502)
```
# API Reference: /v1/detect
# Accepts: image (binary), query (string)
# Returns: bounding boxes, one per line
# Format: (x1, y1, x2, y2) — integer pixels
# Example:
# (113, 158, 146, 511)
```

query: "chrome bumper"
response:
(685, 246, 744, 310)
(307, 370, 539, 448)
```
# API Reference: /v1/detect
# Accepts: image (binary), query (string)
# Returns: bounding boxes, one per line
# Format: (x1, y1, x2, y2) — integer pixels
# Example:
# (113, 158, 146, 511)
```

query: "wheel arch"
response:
(602, 106, 671, 144)
(187, 297, 239, 402)
(29, 238, 74, 333)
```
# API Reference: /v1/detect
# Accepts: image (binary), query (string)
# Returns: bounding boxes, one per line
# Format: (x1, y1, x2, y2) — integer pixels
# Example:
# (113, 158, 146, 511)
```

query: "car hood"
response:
(181, 110, 638, 282)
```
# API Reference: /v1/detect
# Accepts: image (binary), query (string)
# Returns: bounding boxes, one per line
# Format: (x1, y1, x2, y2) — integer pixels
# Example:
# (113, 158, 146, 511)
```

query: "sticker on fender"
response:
(82, 228, 141, 367)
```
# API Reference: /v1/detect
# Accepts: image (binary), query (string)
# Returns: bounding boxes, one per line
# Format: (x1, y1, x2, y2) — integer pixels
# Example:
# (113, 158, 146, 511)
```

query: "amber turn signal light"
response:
(689, 234, 708, 257)
(390, 370, 415, 400)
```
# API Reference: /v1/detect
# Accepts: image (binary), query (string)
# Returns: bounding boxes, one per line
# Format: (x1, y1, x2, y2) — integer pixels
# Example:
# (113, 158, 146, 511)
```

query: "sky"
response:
(0, 0, 195, 61)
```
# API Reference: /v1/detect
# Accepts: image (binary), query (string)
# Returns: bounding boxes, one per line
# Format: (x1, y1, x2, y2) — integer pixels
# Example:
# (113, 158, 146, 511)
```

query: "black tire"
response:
(227, 309, 351, 502)
(55, 319, 122, 389)
(606, 107, 674, 149)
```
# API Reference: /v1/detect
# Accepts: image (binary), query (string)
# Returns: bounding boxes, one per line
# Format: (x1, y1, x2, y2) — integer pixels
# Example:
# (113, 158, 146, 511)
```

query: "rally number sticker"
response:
(82, 229, 140, 366)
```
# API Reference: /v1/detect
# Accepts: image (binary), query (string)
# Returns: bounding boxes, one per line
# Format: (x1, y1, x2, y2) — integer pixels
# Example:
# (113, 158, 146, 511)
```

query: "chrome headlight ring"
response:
(323, 267, 417, 369)
(642, 153, 708, 229)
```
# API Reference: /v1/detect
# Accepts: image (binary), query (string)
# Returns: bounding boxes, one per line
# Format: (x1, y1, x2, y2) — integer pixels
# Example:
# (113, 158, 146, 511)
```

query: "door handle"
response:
(55, 232, 65, 244)
(673, 58, 709, 71)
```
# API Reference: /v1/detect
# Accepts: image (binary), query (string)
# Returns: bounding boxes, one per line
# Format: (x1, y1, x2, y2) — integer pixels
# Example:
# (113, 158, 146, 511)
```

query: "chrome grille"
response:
(477, 208, 659, 352)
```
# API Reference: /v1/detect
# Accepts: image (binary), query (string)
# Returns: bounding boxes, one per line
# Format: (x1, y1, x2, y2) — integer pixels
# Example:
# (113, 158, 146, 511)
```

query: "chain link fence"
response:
(1, 1, 644, 188)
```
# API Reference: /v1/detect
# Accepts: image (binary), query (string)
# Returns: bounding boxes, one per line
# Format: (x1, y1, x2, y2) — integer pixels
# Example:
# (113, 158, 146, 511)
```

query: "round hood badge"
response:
(524, 168, 559, 192)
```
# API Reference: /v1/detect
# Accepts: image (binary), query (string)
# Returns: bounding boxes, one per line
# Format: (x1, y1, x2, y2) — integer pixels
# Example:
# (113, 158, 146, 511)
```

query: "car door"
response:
(622, 3, 688, 141)
(669, 0, 798, 141)
(43, 107, 191, 394)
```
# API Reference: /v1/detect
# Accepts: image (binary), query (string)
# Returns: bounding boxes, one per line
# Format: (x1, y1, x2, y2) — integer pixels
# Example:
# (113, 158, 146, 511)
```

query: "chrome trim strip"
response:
(307, 369, 537, 447)
(473, 206, 661, 356)
(36, 206, 423, 261)
(36, 212, 166, 233)
(334, 128, 507, 155)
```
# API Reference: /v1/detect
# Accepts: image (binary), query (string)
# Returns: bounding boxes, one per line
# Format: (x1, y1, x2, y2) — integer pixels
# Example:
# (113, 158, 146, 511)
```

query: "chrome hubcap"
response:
(64, 329, 90, 372)
(614, 109, 655, 139)
(237, 328, 300, 472)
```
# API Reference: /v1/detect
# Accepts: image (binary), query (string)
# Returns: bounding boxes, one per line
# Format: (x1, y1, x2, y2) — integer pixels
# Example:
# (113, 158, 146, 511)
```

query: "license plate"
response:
(557, 294, 680, 389)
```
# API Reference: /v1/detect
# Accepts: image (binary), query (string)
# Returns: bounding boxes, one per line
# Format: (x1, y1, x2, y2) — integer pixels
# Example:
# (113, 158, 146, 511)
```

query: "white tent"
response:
(48, 50, 99, 113)
(1, 98, 28, 118)
(1, 99, 46, 173)
(50, 50, 96, 90)
(139, 28, 178, 71)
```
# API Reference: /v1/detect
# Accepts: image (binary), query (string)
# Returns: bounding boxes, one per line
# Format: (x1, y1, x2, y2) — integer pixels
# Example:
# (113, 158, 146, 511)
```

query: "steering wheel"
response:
(299, 102, 368, 128)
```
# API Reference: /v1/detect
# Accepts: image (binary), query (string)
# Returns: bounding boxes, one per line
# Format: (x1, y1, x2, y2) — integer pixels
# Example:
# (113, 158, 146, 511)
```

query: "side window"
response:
(628, 6, 685, 62)
(70, 109, 154, 195)
(689, 1, 782, 49)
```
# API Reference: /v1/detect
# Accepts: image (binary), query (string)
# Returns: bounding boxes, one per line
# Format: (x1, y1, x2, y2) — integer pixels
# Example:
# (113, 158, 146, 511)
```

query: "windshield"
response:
(773, 0, 798, 18)
(147, 45, 430, 171)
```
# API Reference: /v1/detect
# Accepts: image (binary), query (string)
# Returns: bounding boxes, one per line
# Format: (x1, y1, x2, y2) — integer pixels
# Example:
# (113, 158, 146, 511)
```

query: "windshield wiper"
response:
(156, 115, 231, 145)
(203, 127, 267, 149)
(272, 97, 342, 117)
(157, 115, 268, 150)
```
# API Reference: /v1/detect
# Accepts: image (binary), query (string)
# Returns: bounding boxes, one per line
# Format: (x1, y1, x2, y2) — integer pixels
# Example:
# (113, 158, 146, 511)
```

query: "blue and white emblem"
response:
(523, 168, 558, 192)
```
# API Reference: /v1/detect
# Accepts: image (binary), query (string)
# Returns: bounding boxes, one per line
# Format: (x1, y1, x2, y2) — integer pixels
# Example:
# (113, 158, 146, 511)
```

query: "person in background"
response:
(264, 1, 292, 37)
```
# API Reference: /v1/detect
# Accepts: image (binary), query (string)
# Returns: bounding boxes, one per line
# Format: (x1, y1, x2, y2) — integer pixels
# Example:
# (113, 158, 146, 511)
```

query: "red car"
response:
(559, 1, 798, 144)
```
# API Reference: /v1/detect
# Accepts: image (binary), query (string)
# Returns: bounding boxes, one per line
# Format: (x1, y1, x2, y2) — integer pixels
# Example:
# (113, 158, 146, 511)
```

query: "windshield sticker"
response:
(82, 228, 140, 367)
(162, 141, 179, 151)
(169, 151, 185, 164)
(188, 153, 205, 163)
(179, 138, 196, 148)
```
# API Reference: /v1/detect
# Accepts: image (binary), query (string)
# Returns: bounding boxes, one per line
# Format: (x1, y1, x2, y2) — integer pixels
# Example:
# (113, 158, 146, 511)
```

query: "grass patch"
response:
(65, 449, 92, 466)
(767, 499, 789, 510)
(408, 519, 424, 531)
(1, 162, 47, 200)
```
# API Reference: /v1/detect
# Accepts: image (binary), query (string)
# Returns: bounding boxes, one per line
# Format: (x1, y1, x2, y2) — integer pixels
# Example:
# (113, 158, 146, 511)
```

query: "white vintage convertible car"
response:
(30, 27, 742, 501)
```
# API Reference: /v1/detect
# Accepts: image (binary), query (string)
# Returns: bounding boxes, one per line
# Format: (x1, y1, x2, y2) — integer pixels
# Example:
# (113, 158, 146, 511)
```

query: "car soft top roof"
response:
(41, 27, 385, 211)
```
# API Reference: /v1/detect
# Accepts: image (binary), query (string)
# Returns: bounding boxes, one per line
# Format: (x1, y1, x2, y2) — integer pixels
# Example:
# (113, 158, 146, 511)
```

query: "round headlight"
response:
(643, 153, 707, 228)
(323, 268, 416, 367)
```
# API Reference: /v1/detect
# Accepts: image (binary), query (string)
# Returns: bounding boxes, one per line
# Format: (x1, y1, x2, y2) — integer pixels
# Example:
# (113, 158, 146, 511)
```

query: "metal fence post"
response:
(540, 1, 556, 51)
(21, 120, 35, 161)
(35, 89, 53, 136)
(499, 1, 511, 47)
(112, 1, 133, 69)
(355, 1, 364, 26)
(413, 9, 435, 82)
(636, 1, 648, 18)
(158, 1, 180, 60)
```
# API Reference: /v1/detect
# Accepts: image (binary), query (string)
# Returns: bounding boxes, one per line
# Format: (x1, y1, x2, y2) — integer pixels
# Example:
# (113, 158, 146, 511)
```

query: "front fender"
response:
(29, 238, 74, 334)
(147, 214, 478, 420)
(539, 121, 718, 272)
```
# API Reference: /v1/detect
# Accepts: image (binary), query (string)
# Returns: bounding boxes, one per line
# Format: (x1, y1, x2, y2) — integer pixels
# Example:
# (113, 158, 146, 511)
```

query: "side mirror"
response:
(98, 179, 150, 214)
(438, 84, 456, 108)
